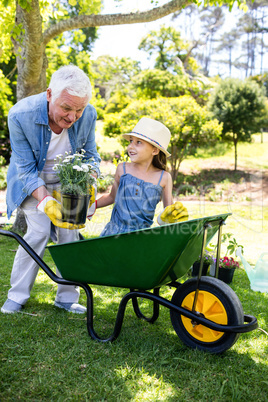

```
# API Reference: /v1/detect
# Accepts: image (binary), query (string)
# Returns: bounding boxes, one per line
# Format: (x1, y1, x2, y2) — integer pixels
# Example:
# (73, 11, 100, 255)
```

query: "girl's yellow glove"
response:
(157, 201, 188, 225)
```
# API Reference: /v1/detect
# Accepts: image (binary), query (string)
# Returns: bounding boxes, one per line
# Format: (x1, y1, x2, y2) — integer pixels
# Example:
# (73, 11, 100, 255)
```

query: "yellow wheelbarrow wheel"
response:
(181, 290, 228, 343)
(170, 277, 244, 353)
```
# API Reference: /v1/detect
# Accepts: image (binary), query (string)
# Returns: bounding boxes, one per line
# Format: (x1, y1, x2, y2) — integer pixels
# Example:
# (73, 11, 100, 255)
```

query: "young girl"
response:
(96, 117, 187, 236)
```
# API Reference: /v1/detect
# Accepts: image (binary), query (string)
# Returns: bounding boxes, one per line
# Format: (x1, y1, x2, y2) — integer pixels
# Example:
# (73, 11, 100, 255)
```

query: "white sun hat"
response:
(122, 117, 171, 157)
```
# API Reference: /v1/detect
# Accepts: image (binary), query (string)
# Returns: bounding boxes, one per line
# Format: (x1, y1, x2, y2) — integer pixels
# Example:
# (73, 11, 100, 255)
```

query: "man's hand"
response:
(157, 201, 188, 225)
(37, 196, 84, 229)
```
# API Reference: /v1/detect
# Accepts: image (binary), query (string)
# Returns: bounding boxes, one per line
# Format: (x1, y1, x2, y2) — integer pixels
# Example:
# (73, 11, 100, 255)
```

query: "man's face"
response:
(47, 89, 89, 132)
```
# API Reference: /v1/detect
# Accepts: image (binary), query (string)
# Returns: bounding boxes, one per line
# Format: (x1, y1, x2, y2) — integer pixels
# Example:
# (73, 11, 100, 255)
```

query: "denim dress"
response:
(101, 163, 164, 236)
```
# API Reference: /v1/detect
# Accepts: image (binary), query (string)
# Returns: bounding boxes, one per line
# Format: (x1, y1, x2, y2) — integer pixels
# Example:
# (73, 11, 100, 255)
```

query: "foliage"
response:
(92, 55, 141, 101)
(222, 232, 244, 256)
(209, 77, 267, 170)
(103, 96, 222, 180)
(97, 174, 114, 192)
(249, 73, 268, 98)
(196, 250, 214, 264)
(53, 150, 97, 196)
(0, 69, 13, 163)
(0, 163, 7, 189)
(0, 1, 17, 64)
(104, 90, 132, 114)
(138, 24, 200, 74)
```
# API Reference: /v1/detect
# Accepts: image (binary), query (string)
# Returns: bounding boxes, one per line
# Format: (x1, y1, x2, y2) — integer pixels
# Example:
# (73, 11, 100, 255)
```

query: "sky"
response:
(91, 0, 180, 70)
(91, 0, 267, 79)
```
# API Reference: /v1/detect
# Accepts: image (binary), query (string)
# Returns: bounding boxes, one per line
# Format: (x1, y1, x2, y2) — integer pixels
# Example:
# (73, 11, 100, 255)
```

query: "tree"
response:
(199, 7, 225, 76)
(138, 24, 197, 73)
(215, 28, 240, 76)
(103, 96, 222, 180)
(1, 0, 246, 102)
(0, 71, 13, 163)
(92, 55, 141, 100)
(131, 68, 214, 105)
(209, 77, 266, 170)
(0, 0, 249, 231)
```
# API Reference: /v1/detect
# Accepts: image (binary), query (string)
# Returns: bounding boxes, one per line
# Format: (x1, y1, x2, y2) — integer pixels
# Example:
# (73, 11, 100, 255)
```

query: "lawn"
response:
(0, 130, 267, 400)
(0, 230, 267, 401)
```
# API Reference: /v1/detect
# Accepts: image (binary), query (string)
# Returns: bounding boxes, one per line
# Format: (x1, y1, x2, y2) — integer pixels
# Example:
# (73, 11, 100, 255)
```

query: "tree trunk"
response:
(234, 138, 238, 171)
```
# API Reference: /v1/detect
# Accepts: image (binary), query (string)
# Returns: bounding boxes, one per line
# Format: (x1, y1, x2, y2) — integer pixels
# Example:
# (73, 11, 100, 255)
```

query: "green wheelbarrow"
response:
(0, 213, 257, 354)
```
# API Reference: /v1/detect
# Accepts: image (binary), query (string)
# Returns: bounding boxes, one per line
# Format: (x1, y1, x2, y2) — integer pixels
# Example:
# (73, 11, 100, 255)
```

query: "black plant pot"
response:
(218, 267, 236, 284)
(191, 261, 210, 277)
(61, 193, 90, 225)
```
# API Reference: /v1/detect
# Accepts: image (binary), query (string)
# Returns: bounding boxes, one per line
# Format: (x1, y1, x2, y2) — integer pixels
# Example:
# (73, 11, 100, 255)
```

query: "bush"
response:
(0, 164, 7, 190)
(97, 174, 114, 192)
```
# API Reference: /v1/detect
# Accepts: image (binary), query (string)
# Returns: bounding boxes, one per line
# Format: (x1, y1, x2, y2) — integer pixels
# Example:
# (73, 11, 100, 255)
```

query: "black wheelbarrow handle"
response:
(0, 229, 87, 288)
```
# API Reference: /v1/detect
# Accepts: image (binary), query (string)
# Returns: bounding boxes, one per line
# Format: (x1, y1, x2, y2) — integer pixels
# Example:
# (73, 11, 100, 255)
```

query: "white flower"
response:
(73, 165, 83, 171)
(81, 164, 89, 172)
(52, 165, 59, 171)
(56, 154, 63, 158)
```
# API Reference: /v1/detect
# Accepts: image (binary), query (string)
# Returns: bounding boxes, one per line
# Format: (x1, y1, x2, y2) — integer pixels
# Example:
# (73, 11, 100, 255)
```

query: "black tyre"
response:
(170, 277, 244, 353)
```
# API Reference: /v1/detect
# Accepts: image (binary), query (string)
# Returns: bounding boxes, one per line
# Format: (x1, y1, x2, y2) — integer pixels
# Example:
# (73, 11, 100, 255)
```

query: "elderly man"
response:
(1, 65, 100, 314)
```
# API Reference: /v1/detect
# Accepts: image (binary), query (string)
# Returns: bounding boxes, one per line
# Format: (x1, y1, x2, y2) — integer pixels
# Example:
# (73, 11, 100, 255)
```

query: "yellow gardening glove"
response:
(52, 189, 61, 202)
(157, 201, 188, 225)
(37, 196, 84, 229)
(87, 184, 97, 221)
(88, 184, 95, 207)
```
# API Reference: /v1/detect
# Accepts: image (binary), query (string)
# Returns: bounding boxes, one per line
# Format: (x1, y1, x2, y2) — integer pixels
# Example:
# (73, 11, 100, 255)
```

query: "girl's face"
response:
(127, 136, 159, 163)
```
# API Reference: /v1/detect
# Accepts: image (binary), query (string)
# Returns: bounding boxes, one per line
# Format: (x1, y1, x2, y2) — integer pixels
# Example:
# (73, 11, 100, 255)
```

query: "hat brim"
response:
(122, 133, 171, 157)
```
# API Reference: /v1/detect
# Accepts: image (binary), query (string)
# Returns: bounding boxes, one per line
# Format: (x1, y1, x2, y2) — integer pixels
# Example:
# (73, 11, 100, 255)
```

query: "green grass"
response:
(184, 132, 268, 171)
(0, 130, 267, 400)
(0, 225, 268, 400)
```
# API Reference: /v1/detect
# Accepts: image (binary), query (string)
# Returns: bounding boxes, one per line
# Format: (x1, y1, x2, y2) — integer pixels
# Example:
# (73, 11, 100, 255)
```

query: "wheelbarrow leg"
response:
(131, 288, 160, 323)
(84, 287, 139, 342)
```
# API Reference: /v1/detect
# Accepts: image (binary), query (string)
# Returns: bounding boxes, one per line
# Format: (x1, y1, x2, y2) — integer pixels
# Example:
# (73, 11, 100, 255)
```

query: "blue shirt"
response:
(101, 163, 164, 236)
(6, 92, 101, 218)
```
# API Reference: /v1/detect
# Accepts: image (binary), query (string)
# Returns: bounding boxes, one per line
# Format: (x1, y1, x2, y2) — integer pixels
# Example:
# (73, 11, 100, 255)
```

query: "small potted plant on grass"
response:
(53, 150, 97, 224)
(211, 233, 243, 284)
(218, 256, 240, 284)
(192, 250, 214, 276)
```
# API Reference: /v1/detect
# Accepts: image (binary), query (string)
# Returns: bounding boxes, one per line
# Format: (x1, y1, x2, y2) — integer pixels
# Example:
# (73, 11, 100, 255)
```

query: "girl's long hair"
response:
(152, 151, 167, 170)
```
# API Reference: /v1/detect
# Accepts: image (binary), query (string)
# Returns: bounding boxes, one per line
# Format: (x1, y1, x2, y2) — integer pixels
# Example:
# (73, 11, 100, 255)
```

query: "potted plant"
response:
(209, 233, 243, 283)
(204, 233, 243, 283)
(192, 250, 214, 276)
(218, 256, 240, 284)
(53, 150, 97, 224)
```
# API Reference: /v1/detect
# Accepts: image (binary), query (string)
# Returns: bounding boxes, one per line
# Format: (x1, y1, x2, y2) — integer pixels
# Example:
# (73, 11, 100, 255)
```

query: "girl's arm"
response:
(96, 163, 122, 208)
(161, 171, 173, 208)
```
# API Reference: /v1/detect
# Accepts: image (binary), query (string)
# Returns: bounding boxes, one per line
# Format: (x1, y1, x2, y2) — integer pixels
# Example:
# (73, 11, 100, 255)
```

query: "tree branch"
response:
(43, 0, 191, 46)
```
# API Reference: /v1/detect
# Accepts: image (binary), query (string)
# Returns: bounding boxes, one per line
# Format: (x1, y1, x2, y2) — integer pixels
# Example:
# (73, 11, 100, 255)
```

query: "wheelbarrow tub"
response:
(48, 214, 230, 290)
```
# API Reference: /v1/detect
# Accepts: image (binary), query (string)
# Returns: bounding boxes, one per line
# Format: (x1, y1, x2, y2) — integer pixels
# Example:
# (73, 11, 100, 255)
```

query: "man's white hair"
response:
(48, 65, 92, 103)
